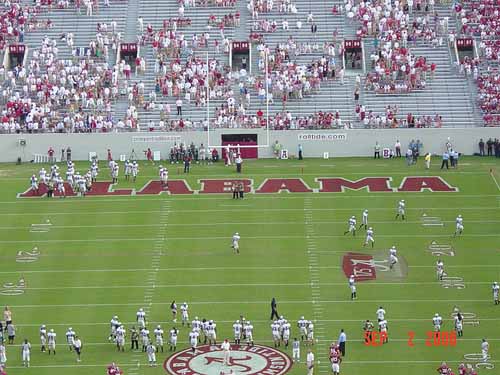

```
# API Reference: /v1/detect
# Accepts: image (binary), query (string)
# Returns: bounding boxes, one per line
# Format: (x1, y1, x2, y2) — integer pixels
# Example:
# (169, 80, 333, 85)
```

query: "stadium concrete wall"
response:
(1, 128, 498, 162)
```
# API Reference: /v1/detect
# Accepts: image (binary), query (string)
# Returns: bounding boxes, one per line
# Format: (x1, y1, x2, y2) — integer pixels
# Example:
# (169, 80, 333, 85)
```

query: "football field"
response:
(0, 156, 499, 375)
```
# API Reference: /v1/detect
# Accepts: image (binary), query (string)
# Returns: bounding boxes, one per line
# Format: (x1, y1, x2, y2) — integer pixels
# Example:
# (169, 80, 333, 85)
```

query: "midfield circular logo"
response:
(164, 344, 293, 375)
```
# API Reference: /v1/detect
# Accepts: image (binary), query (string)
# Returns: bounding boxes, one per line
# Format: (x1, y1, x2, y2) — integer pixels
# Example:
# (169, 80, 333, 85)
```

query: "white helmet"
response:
(458, 214, 462, 218)
(157, 325, 161, 329)
(364, 209, 368, 213)
(351, 215, 355, 219)
(369, 227, 373, 230)
(301, 316, 304, 320)
(195, 316, 198, 320)
(139, 308, 144, 312)
(113, 315, 118, 319)
(236, 320, 240, 324)
(69, 327, 73, 331)
(435, 313, 439, 317)
(235, 232, 239, 235)
(350, 274, 354, 278)
(50, 329, 54, 333)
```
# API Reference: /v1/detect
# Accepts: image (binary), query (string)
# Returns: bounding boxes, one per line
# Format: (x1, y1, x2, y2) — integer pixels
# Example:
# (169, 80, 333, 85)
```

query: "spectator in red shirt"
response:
(48, 147, 55, 163)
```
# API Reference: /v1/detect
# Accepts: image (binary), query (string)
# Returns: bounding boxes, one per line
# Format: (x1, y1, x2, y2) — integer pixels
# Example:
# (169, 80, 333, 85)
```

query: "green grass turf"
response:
(0, 156, 499, 375)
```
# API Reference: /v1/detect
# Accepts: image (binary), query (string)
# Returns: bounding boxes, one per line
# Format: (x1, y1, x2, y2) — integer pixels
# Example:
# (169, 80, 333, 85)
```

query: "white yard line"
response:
(4, 359, 499, 369)
(3, 193, 498, 205)
(1, 264, 498, 275)
(305, 196, 329, 369)
(7, 299, 494, 309)
(5, 337, 500, 349)
(11, 280, 496, 291)
(128, 199, 169, 375)
(1, 233, 497, 244)
(491, 171, 500, 191)
(13, 317, 500, 328)
(0, 219, 498, 231)
(0, 206, 498, 217)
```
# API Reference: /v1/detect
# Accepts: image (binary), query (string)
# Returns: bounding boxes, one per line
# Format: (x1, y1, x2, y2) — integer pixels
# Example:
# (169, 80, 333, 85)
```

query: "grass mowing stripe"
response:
(0, 206, 498, 218)
(10, 281, 498, 290)
(0, 219, 498, 230)
(7, 299, 496, 308)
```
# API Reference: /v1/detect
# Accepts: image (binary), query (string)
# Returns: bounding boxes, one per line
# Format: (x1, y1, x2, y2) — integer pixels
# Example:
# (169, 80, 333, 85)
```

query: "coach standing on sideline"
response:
(270, 298, 279, 320)
(338, 329, 346, 357)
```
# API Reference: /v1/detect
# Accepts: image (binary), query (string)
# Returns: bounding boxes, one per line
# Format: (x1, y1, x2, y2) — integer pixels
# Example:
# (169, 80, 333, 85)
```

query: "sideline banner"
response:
(298, 133, 347, 141)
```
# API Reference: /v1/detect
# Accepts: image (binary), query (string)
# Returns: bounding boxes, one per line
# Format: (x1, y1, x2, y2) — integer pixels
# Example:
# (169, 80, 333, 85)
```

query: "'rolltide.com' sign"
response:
(164, 344, 292, 375)
(18, 177, 458, 197)
(297, 133, 347, 141)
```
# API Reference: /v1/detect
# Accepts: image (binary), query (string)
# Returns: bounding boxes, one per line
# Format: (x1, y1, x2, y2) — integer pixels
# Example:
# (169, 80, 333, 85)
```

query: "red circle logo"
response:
(164, 344, 293, 375)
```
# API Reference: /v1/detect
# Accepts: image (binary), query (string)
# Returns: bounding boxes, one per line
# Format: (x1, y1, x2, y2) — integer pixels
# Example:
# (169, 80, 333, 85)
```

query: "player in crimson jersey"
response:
(107, 363, 123, 375)
(437, 362, 451, 374)
(329, 342, 340, 359)
(330, 353, 341, 375)
(458, 364, 466, 375)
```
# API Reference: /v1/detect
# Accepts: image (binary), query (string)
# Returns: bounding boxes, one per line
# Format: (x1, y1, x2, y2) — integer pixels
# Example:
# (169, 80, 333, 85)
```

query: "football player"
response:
(349, 275, 357, 300)
(493, 282, 499, 305)
(395, 199, 406, 220)
(343, 216, 356, 236)
(154, 325, 164, 353)
(181, 302, 189, 327)
(232, 232, 240, 254)
(363, 227, 375, 248)
(454, 214, 464, 237)
(389, 246, 398, 270)
(433, 313, 442, 332)
(359, 209, 369, 230)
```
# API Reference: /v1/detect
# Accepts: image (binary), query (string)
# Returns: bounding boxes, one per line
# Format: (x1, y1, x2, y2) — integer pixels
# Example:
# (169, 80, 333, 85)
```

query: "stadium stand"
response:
(0, 0, 497, 133)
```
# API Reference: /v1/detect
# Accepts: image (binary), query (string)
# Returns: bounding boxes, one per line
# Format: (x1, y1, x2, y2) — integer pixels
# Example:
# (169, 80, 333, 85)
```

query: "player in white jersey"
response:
(40, 325, 47, 352)
(376, 306, 386, 322)
(146, 343, 156, 366)
(201, 319, 209, 344)
(363, 227, 375, 248)
(221, 339, 231, 366)
(66, 327, 76, 351)
(169, 327, 178, 351)
(433, 313, 442, 332)
(90, 162, 99, 182)
(307, 321, 314, 345)
(244, 321, 254, 346)
(181, 302, 189, 327)
(66, 167, 74, 185)
(292, 337, 300, 362)
(48, 329, 57, 355)
(298, 316, 308, 341)
(344, 216, 357, 236)
(131, 161, 139, 182)
(124, 161, 131, 181)
(493, 282, 499, 305)
(378, 319, 388, 343)
(50, 164, 59, 179)
(30, 175, 39, 193)
(160, 166, 168, 187)
(154, 325, 164, 352)
(282, 320, 291, 348)
(454, 215, 464, 237)
(21, 339, 31, 367)
(0, 342, 6, 367)
(481, 338, 489, 362)
(233, 320, 242, 344)
(77, 176, 87, 196)
(349, 274, 357, 299)
(454, 313, 463, 337)
(271, 321, 281, 347)
(192, 317, 201, 332)
(436, 259, 445, 280)
(389, 246, 398, 270)
(136, 308, 146, 329)
(109, 316, 120, 342)
(395, 199, 406, 220)
(207, 320, 217, 345)
(232, 232, 241, 254)
(140, 327, 150, 352)
(189, 330, 199, 354)
(39, 168, 47, 184)
(116, 325, 126, 352)
(111, 164, 119, 184)
(360, 209, 369, 230)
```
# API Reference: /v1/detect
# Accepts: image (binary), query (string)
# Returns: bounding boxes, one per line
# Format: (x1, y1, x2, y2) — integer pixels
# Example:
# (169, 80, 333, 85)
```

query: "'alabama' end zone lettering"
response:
(18, 177, 459, 197)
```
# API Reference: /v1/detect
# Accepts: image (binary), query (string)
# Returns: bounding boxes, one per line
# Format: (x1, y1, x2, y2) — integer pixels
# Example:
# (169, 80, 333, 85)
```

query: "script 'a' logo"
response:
(164, 344, 292, 375)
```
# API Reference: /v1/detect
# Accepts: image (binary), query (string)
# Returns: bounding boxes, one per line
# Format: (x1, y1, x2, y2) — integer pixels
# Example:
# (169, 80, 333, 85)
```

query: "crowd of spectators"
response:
(354, 103, 443, 128)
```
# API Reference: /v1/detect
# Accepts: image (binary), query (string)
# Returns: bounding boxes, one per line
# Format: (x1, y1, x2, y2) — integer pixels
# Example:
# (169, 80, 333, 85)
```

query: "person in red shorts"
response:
(437, 362, 451, 374)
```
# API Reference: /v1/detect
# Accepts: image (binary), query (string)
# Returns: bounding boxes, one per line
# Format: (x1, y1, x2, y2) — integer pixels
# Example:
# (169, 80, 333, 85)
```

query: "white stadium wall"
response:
(1, 128, 499, 162)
